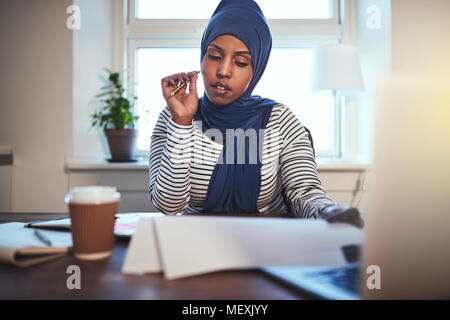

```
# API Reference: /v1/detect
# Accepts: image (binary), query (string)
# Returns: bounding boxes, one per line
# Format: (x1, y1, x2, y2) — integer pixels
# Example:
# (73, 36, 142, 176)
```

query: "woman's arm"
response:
(149, 71, 199, 214)
(149, 107, 193, 214)
(278, 106, 336, 218)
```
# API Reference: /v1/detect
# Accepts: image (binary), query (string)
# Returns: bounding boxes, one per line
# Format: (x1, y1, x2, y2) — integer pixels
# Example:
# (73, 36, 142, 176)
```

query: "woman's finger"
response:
(162, 73, 184, 85)
(161, 71, 199, 100)
(161, 76, 176, 88)
(188, 74, 198, 96)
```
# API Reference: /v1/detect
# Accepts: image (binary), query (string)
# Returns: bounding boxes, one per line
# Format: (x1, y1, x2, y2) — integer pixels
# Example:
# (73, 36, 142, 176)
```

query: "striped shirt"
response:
(149, 104, 336, 217)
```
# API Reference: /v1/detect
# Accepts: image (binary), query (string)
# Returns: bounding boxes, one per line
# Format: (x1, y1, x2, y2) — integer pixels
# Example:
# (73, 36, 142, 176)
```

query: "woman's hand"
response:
(161, 71, 199, 126)
(322, 205, 365, 229)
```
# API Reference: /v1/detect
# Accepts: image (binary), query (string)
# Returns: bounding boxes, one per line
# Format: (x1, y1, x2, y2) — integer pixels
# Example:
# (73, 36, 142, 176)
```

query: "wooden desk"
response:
(0, 213, 307, 300)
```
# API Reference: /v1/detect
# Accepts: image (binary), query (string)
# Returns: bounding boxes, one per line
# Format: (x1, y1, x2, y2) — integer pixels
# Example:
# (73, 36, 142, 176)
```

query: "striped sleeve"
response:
(278, 106, 336, 218)
(148, 106, 193, 215)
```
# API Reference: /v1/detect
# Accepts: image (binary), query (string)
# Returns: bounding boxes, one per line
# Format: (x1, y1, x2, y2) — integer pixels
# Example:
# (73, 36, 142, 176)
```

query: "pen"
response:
(169, 70, 200, 97)
(34, 230, 52, 247)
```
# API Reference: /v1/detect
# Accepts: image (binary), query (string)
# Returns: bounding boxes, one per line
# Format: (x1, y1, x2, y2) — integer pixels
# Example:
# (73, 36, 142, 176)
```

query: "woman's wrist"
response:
(171, 115, 193, 126)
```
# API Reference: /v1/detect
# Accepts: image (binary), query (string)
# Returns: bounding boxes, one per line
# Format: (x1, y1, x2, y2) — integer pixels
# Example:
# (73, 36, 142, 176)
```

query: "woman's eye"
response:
(235, 61, 248, 67)
(208, 54, 221, 61)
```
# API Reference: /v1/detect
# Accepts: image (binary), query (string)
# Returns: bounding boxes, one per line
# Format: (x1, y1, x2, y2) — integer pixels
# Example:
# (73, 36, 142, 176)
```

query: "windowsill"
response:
(65, 156, 149, 171)
(0, 147, 13, 166)
(65, 156, 370, 172)
(315, 158, 370, 171)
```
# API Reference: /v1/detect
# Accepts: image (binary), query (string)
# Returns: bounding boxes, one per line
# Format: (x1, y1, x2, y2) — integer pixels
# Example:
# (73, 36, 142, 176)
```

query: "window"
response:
(254, 49, 332, 151)
(123, 0, 346, 158)
(136, 0, 331, 19)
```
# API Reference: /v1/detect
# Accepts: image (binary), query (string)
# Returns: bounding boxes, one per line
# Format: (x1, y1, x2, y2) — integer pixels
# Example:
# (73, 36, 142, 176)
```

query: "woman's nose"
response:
(217, 58, 232, 78)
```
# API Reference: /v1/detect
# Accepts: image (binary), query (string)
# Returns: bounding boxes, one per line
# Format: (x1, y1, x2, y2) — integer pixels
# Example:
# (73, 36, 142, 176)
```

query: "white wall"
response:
(73, 0, 115, 159)
(0, 166, 11, 212)
(0, 0, 126, 212)
(391, 0, 450, 76)
(353, 0, 450, 162)
(0, 0, 73, 212)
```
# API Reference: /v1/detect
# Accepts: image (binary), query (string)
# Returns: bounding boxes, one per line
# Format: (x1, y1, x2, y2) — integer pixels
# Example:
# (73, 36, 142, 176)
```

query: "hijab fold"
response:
(194, 0, 278, 213)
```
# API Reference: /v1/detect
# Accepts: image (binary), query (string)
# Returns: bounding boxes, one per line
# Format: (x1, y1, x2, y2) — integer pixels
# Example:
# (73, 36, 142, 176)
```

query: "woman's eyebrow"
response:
(235, 50, 252, 57)
(208, 44, 251, 56)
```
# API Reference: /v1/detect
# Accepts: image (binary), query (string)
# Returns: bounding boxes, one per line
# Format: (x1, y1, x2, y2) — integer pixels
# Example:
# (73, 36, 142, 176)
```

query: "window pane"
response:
(253, 48, 331, 151)
(258, 0, 331, 19)
(135, 48, 203, 151)
(135, 47, 331, 153)
(136, 0, 331, 20)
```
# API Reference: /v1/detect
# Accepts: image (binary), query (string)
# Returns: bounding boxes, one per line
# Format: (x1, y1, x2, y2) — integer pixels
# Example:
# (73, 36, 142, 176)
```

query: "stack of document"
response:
(122, 215, 364, 280)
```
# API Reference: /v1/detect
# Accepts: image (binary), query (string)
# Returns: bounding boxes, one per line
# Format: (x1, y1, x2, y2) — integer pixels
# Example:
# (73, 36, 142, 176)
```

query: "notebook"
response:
(25, 212, 164, 238)
(0, 222, 73, 267)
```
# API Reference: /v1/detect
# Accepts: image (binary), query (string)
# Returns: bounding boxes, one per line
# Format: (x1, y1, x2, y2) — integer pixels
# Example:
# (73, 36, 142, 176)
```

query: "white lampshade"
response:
(308, 44, 364, 95)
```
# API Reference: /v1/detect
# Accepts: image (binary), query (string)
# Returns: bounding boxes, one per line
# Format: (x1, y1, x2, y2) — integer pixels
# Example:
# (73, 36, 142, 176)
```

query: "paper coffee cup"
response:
(65, 186, 120, 260)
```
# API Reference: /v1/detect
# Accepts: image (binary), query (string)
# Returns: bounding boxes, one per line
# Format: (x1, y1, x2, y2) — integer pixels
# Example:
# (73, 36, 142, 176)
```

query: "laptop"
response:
(262, 245, 362, 300)
(263, 76, 450, 300)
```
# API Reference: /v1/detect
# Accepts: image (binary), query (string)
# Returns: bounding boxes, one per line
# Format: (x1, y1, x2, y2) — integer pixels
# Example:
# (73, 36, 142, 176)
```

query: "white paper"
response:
(122, 217, 162, 274)
(153, 216, 363, 280)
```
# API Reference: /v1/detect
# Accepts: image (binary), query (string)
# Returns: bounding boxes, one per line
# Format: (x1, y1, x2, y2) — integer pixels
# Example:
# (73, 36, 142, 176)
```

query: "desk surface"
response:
(0, 213, 307, 300)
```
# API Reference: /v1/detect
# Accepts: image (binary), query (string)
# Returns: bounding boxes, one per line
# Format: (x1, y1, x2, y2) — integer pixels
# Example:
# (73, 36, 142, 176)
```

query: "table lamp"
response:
(308, 44, 364, 157)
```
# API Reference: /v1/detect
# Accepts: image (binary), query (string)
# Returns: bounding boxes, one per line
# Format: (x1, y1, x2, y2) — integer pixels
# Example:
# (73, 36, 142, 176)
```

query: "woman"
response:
(149, 0, 364, 227)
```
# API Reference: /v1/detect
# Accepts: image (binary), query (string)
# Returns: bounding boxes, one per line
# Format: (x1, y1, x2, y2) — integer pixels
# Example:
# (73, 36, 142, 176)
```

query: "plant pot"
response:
(104, 129, 138, 161)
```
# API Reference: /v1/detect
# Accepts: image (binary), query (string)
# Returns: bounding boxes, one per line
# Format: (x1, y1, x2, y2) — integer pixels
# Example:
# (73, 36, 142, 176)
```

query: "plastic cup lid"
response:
(65, 186, 120, 205)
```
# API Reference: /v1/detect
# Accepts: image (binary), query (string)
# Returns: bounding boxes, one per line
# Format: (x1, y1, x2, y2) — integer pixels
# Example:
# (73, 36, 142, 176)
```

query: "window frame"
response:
(128, 0, 341, 37)
(117, 0, 358, 159)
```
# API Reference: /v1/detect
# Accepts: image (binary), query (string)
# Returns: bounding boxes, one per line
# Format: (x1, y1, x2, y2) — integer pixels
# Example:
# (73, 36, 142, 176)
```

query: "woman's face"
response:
(201, 34, 253, 105)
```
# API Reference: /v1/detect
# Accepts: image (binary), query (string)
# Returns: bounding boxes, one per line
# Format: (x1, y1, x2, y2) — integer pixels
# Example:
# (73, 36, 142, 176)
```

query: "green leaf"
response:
(90, 67, 139, 133)
(95, 91, 114, 98)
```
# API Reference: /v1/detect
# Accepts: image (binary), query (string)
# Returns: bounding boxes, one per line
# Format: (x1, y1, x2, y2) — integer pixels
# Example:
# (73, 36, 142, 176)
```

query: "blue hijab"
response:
(194, 0, 278, 213)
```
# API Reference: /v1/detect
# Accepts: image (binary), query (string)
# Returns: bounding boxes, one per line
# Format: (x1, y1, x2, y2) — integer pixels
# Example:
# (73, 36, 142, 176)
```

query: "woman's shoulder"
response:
(268, 103, 302, 124)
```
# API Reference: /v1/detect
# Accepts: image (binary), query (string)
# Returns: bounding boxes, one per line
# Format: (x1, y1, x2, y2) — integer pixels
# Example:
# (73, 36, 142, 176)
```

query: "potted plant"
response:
(91, 69, 139, 162)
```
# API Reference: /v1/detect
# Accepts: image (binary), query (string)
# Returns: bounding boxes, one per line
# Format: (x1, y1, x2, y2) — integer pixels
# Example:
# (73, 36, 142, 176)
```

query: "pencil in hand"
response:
(169, 70, 200, 97)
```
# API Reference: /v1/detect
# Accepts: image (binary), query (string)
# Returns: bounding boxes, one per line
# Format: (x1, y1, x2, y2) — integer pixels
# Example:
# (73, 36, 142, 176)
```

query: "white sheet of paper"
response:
(121, 217, 162, 274)
(154, 216, 363, 280)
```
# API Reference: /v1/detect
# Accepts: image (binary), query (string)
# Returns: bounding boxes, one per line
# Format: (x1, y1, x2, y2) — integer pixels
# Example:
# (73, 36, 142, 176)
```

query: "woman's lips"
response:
(215, 86, 228, 95)
(212, 83, 231, 95)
